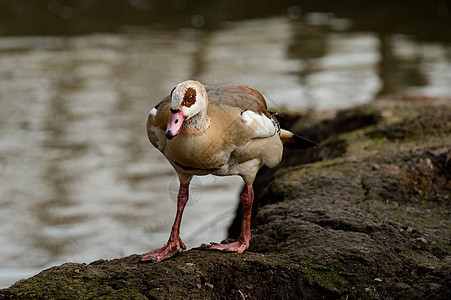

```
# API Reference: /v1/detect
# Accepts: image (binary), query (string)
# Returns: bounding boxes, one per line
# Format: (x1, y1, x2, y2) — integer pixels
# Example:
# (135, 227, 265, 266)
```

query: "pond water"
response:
(1, 2, 451, 288)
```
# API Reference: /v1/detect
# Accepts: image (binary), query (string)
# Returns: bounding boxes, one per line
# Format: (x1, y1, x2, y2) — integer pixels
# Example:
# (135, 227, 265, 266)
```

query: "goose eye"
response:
(183, 87, 196, 107)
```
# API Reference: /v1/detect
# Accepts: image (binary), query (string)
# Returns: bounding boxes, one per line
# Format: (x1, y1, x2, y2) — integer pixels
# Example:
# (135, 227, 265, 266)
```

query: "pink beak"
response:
(165, 109, 185, 140)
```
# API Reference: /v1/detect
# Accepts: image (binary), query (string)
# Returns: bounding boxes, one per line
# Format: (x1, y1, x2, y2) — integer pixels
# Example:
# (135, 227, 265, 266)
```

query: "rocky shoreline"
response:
(1, 96, 450, 299)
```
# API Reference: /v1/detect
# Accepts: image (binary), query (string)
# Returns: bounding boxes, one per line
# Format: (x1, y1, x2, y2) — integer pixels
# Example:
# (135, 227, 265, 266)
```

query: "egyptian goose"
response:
(142, 80, 316, 262)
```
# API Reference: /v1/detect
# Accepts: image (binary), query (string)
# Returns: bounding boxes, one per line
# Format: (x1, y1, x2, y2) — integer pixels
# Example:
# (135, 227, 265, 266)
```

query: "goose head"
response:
(165, 80, 208, 139)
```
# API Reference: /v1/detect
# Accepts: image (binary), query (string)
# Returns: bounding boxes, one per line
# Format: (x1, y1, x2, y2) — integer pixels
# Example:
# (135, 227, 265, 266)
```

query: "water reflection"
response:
(1, 8, 451, 288)
(0, 30, 245, 288)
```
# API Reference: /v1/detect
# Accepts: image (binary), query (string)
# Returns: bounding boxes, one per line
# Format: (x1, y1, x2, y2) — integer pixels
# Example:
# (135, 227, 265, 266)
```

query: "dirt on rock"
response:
(1, 96, 450, 299)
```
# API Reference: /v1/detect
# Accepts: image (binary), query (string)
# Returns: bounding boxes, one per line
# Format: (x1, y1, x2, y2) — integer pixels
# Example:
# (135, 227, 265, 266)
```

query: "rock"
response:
(205, 283, 214, 289)
(1, 96, 450, 299)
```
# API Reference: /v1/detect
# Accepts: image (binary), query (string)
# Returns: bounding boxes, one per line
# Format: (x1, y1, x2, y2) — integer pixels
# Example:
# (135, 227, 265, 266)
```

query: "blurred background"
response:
(0, 0, 450, 288)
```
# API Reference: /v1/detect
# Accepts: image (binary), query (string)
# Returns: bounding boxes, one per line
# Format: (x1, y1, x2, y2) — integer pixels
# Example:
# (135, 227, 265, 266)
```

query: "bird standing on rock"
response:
(143, 80, 317, 262)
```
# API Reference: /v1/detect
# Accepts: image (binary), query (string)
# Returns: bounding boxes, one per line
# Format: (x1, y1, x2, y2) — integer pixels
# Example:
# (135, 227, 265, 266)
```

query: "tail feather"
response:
(280, 129, 317, 149)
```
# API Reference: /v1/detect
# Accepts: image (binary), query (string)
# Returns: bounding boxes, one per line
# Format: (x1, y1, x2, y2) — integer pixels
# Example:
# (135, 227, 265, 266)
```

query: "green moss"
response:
(301, 260, 350, 294)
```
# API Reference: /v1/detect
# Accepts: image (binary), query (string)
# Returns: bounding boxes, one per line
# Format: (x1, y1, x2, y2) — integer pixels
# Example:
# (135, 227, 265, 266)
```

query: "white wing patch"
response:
(241, 110, 278, 138)
(149, 107, 158, 118)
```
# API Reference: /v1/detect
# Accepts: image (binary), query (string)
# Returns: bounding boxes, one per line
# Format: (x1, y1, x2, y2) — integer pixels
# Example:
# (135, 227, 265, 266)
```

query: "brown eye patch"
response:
(182, 87, 196, 107)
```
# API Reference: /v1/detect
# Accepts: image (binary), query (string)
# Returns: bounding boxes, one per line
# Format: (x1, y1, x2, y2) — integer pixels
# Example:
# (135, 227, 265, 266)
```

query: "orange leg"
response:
(209, 184, 254, 252)
(141, 183, 189, 262)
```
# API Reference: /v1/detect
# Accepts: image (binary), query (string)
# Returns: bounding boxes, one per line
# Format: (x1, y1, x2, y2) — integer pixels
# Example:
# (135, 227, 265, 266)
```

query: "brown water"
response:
(1, 2, 451, 287)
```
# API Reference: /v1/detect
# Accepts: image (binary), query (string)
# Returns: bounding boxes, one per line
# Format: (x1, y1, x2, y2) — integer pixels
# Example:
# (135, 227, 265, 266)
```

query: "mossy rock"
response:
(1, 97, 450, 299)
